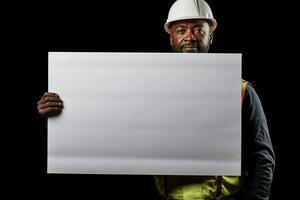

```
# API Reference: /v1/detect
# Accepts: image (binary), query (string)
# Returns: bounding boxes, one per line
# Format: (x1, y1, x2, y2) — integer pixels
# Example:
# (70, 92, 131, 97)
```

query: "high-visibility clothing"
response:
(154, 80, 249, 200)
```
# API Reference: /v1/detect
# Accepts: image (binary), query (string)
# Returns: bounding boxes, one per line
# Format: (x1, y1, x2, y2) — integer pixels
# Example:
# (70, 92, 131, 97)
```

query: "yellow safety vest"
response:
(154, 80, 249, 200)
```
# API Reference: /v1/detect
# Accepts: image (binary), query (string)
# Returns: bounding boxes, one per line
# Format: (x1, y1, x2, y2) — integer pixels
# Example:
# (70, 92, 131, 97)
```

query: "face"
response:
(170, 19, 213, 53)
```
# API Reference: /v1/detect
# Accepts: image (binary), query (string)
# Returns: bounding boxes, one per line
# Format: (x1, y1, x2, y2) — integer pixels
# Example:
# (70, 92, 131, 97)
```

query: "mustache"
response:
(180, 41, 199, 48)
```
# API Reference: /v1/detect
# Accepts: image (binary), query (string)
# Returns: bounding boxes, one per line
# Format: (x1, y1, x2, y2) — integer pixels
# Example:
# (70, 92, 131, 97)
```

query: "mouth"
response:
(182, 45, 198, 52)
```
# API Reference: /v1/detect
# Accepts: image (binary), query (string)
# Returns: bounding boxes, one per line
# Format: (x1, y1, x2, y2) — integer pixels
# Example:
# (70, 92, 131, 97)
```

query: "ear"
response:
(209, 33, 214, 44)
(170, 35, 173, 46)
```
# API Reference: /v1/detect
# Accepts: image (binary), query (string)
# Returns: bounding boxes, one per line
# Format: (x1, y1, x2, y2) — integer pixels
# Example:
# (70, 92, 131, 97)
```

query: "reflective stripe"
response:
(155, 175, 243, 200)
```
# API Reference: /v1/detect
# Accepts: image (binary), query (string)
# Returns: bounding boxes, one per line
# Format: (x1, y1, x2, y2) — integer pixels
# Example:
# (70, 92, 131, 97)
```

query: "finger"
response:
(45, 92, 60, 96)
(39, 96, 63, 105)
(42, 92, 60, 99)
(38, 101, 64, 110)
(39, 96, 63, 104)
(39, 107, 62, 118)
(39, 92, 60, 104)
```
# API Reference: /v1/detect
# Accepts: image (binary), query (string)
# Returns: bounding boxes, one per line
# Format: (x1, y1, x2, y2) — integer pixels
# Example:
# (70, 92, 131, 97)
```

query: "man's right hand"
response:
(37, 92, 64, 118)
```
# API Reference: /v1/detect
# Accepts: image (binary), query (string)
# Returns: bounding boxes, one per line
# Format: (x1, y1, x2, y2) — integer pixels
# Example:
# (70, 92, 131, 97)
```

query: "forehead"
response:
(171, 19, 210, 28)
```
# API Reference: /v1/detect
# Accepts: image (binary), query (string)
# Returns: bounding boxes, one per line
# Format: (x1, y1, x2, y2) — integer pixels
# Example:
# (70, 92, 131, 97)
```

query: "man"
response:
(37, 0, 275, 199)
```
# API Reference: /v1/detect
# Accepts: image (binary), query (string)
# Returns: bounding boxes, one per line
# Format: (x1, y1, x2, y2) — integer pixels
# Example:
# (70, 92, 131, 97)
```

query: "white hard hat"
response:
(164, 0, 217, 34)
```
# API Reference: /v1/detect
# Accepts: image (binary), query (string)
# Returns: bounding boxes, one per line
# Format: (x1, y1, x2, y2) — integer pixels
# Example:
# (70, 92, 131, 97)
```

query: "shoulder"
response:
(242, 80, 267, 122)
(244, 81, 261, 105)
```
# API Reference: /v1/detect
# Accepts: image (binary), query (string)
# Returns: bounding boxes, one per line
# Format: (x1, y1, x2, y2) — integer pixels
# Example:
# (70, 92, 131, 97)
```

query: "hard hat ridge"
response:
(164, 0, 217, 34)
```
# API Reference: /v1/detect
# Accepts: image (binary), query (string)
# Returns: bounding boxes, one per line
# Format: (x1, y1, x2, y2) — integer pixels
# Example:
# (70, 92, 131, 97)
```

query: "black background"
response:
(8, 0, 295, 199)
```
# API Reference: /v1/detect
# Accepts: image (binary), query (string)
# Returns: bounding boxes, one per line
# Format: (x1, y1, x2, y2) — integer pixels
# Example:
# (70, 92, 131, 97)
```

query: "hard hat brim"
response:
(164, 17, 217, 34)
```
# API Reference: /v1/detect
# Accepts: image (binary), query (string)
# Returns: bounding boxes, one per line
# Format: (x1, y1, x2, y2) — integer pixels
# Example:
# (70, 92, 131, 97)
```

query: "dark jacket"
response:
(240, 84, 275, 200)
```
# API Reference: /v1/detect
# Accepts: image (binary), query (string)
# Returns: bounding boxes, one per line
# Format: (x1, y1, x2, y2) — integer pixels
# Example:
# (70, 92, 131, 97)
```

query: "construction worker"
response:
(37, 0, 275, 199)
(153, 1, 275, 200)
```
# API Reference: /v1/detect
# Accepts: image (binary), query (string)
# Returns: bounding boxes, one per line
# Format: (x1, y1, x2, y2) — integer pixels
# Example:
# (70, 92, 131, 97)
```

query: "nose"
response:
(184, 29, 196, 42)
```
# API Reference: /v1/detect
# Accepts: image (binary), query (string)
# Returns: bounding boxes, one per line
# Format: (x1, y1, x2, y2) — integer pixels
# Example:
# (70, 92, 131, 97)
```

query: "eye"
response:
(194, 26, 205, 34)
(176, 27, 186, 35)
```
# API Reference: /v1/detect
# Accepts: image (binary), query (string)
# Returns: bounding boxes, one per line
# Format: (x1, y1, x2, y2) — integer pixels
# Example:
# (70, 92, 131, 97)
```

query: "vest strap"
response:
(215, 176, 223, 200)
(241, 79, 248, 104)
(214, 80, 248, 200)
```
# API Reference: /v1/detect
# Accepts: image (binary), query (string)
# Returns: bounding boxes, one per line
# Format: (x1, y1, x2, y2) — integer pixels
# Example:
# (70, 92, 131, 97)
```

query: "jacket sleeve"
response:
(242, 84, 275, 200)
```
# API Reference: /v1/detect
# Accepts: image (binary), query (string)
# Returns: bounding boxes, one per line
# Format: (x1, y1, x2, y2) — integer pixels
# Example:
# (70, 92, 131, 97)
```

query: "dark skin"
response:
(170, 19, 213, 53)
(37, 18, 214, 118)
(37, 92, 63, 118)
